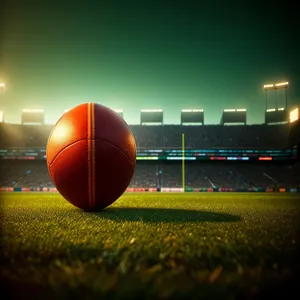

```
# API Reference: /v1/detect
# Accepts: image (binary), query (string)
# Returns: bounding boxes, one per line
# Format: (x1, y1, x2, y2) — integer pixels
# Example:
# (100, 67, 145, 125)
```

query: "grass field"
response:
(1, 192, 300, 299)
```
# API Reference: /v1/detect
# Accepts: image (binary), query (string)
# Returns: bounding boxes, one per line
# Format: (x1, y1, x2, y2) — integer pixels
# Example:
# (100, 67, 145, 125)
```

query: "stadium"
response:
(1, 102, 300, 192)
(0, 99, 300, 299)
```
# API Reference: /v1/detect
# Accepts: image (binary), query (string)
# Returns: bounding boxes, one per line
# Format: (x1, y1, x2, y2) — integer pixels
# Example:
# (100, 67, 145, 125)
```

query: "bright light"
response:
(141, 109, 163, 112)
(22, 109, 44, 113)
(264, 82, 289, 89)
(50, 123, 71, 143)
(114, 109, 123, 113)
(275, 82, 289, 87)
(290, 108, 299, 123)
(263, 84, 274, 89)
(266, 108, 276, 112)
(0, 83, 5, 89)
(223, 108, 246, 112)
(64, 109, 70, 113)
(277, 108, 285, 111)
(181, 109, 203, 112)
(0, 110, 3, 122)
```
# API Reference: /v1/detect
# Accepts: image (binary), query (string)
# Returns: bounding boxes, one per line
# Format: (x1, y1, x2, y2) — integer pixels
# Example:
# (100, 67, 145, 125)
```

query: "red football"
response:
(46, 103, 136, 211)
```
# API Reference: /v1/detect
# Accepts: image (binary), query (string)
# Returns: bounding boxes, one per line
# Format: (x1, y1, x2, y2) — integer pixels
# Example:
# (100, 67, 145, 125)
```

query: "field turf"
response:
(1, 192, 300, 299)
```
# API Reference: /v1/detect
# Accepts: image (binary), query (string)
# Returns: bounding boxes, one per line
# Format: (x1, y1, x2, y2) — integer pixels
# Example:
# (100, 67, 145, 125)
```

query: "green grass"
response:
(1, 192, 300, 299)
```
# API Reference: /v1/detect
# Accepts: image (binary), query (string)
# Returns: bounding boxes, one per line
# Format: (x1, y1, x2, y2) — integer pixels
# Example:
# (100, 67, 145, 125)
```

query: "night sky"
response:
(0, 0, 299, 125)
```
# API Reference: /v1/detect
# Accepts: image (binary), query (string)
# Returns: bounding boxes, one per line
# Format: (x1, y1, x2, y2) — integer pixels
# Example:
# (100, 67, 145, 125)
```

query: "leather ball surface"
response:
(46, 103, 136, 211)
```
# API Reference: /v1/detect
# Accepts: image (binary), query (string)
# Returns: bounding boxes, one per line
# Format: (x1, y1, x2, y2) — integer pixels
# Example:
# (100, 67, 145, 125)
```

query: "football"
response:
(46, 102, 136, 211)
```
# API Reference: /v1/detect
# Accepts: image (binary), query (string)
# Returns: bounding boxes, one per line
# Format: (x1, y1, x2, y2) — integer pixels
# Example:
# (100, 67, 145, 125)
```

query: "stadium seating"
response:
(0, 122, 299, 190)
(0, 122, 293, 149)
(0, 160, 54, 188)
(1, 160, 299, 189)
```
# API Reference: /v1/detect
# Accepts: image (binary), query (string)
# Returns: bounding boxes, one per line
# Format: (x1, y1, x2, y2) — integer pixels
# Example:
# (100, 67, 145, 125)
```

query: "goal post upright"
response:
(182, 133, 185, 192)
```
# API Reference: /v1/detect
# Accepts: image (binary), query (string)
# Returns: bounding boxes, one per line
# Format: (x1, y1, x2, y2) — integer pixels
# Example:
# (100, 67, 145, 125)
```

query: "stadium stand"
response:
(0, 120, 299, 190)
(0, 122, 292, 149)
(1, 160, 299, 189)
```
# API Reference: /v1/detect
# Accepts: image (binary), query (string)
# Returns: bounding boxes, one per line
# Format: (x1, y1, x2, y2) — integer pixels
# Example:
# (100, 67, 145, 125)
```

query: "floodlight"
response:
(275, 82, 288, 87)
(263, 84, 274, 89)
(290, 108, 299, 123)
(181, 109, 203, 112)
(22, 109, 44, 113)
(141, 109, 163, 112)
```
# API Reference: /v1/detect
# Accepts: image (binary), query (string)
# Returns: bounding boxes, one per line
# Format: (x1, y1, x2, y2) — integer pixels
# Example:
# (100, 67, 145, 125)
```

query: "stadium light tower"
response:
(0, 83, 5, 121)
(263, 81, 289, 111)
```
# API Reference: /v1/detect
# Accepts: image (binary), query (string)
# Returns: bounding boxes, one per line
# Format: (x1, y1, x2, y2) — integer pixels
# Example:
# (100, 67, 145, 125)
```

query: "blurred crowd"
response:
(1, 160, 299, 189)
(0, 122, 294, 149)
(0, 122, 298, 190)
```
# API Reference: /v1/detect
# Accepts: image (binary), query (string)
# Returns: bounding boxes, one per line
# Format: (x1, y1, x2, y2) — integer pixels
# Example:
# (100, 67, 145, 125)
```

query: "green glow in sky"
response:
(0, 0, 299, 125)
